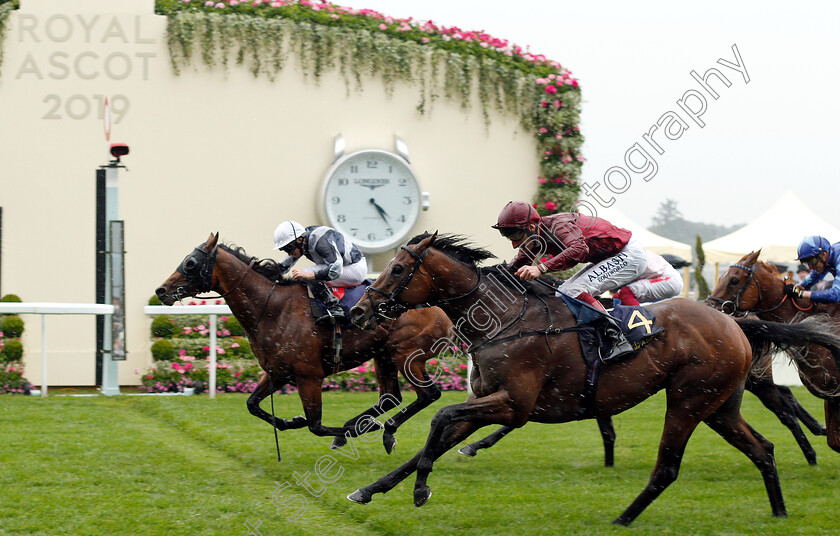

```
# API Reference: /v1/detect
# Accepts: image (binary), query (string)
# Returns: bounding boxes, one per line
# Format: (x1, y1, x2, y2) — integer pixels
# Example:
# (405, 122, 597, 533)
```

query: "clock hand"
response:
(369, 198, 391, 225)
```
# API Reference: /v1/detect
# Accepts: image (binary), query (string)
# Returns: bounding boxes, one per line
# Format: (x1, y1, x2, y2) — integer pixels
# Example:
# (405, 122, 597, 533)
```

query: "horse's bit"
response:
(705, 262, 788, 316)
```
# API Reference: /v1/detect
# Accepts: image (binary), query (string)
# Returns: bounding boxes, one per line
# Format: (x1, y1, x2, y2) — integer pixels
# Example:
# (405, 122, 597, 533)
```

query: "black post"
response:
(95, 169, 106, 386)
(0, 206, 3, 298)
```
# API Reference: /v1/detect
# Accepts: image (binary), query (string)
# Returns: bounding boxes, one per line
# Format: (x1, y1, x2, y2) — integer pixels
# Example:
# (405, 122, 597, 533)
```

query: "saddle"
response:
(558, 293, 664, 419)
(305, 280, 373, 374)
(308, 280, 372, 326)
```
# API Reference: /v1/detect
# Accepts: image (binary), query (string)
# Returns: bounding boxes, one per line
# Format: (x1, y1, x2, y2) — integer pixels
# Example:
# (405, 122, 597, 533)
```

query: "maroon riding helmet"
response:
(492, 201, 541, 241)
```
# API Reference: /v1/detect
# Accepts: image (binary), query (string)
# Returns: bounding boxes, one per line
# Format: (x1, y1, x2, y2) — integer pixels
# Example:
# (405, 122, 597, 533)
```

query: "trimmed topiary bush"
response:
(227, 337, 252, 359)
(222, 316, 245, 337)
(0, 294, 22, 303)
(148, 294, 163, 306)
(151, 315, 176, 338)
(0, 339, 23, 363)
(151, 339, 176, 361)
(0, 315, 24, 338)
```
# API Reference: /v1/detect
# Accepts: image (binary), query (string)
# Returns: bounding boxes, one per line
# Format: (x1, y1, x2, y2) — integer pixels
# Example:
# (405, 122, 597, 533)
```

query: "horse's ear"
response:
(746, 249, 761, 264)
(206, 232, 219, 250)
(414, 231, 438, 254)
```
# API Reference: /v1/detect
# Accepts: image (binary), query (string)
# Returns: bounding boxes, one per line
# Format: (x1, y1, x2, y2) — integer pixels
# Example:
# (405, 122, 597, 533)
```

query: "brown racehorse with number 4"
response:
(347, 233, 840, 526)
(155, 233, 453, 459)
(708, 250, 840, 455)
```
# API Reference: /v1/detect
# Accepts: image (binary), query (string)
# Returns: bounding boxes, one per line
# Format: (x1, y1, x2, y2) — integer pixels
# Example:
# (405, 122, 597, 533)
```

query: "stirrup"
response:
(604, 340, 635, 362)
(316, 308, 345, 325)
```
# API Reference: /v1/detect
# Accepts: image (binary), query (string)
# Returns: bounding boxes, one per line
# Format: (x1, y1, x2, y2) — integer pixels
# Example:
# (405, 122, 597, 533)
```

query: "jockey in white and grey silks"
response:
(273, 221, 367, 323)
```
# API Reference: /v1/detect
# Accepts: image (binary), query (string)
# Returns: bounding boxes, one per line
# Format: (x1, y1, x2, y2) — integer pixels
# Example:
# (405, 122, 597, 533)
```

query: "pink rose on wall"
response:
(545, 201, 556, 211)
(544, 85, 557, 94)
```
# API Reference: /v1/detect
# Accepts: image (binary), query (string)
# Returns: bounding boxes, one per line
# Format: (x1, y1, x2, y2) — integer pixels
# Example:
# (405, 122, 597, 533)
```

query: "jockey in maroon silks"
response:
(493, 201, 653, 360)
(492, 201, 650, 308)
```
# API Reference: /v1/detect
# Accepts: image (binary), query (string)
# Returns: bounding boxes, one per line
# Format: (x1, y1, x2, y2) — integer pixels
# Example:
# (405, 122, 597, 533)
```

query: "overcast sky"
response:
(337, 0, 840, 229)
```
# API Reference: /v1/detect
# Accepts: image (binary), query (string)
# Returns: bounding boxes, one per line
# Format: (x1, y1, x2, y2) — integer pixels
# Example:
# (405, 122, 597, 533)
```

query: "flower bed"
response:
(143, 298, 470, 393)
(0, 364, 30, 394)
(0, 294, 30, 394)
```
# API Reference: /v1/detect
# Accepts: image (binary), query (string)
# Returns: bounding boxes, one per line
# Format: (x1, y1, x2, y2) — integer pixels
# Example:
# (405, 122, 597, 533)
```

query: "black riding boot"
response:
(601, 316, 635, 363)
(311, 282, 345, 324)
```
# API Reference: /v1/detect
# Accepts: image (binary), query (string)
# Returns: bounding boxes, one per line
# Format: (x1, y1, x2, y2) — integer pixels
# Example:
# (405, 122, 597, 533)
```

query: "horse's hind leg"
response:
(457, 426, 514, 457)
(776, 384, 825, 435)
(597, 416, 616, 467)
(613, 406, 700, 526)
(703, 392, 786, 518)
(747, 375, 818, 464)
(458, 417, 614, 466)
(824, 398, 840, 452)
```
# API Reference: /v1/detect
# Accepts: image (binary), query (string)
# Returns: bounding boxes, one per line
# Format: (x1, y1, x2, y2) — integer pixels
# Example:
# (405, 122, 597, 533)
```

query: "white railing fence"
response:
(143, 305, 232, 399)
(0, 303, 114, 397)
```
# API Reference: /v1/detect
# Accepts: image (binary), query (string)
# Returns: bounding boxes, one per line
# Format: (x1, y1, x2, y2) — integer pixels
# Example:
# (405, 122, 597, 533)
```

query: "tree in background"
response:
(649, 199, 743, 245)
(695, 235, 711, 300)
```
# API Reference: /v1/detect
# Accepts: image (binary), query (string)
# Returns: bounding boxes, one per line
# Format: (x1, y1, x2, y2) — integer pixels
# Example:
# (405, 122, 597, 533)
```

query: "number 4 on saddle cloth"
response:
(558, 293, 665, 419)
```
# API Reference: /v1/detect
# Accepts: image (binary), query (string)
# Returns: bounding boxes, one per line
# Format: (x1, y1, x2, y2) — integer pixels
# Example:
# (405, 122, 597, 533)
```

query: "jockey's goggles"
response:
(803, 255, 820, 268)
(498, 227, 529, 242)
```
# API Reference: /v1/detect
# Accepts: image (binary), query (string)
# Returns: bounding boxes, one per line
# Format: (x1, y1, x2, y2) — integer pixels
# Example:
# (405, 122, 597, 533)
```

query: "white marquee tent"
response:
(704, 190, 840, 265)
(596, 206, 693, 260)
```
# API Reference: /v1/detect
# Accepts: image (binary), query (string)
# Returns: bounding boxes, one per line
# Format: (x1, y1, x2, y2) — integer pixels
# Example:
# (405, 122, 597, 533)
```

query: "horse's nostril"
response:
(155, 287, 166, 298)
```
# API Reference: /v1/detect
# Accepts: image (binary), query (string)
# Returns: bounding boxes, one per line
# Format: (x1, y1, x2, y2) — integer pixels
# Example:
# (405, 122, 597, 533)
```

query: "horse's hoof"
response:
(291, 416, 307, 427)
(383, 433, 397, 454)
(331, 435, 348, 449)
(612, 516, 631, 526)
(816, 426, 827, 436)
(458, 445, 477, 457)
(414, 486, 431, 507)
(347, 489, 372, 504)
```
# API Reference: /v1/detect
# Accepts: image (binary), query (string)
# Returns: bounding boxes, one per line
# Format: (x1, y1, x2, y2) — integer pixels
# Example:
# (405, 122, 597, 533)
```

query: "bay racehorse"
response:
(709, 250, 840, 454)
(155, 233, 454, 458)
(347, 233, 840, 525)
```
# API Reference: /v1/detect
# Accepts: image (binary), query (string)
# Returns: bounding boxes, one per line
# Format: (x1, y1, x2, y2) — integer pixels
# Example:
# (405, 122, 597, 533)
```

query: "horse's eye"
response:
(392, 264, 404, 276)
(184, 257, 197, 272)
(729, 277, 739, 286)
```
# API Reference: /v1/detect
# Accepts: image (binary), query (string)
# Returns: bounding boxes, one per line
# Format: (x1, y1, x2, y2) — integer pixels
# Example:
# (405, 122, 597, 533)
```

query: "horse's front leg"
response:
(331, 355, 405, 453)
(414, 390, 522, 506)
(246, 373, 308, 431)
(347, 420, 480, 505)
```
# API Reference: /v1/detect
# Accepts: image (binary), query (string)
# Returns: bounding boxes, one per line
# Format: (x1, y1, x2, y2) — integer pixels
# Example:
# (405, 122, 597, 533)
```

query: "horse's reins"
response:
(363, 244, 482, 321)
(706, 262, 812, 316)
(364, 245, 576, 353)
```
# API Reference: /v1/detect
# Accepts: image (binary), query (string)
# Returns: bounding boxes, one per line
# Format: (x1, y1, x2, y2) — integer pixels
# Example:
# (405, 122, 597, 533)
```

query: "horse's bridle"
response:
(706, 262, 789, 316)
(175, 245, 255, 300)
(362, 244, 481, 322)
(362, 245, 430, 321)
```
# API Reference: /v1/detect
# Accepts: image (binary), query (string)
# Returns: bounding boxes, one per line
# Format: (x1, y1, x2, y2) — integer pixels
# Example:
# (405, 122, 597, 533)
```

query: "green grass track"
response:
(1, 389, 838, 535)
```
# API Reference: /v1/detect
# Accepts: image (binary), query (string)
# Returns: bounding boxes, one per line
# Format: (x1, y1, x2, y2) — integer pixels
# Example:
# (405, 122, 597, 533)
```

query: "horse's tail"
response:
(735, 315, 840, 368)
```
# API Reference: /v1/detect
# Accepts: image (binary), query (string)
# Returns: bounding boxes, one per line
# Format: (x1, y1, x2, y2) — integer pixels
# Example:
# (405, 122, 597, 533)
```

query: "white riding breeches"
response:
(303, 259, 368, 287)
(558, 237, 648, 297)
(624, 250, 684, 303)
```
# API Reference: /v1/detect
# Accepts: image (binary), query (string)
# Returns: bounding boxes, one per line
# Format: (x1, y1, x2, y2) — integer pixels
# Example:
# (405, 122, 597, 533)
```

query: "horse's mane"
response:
(407, 233, 556, 297)
(407, 233, 496, 266)
(218, 243, 298, 285)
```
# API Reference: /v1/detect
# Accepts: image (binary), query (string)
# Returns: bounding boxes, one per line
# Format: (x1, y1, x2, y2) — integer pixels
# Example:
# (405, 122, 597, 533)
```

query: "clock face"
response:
(321, 150, 421, 253)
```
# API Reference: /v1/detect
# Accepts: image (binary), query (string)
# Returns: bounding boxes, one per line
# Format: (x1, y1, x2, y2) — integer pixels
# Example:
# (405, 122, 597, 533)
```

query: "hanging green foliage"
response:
(0, 0, 584, 213)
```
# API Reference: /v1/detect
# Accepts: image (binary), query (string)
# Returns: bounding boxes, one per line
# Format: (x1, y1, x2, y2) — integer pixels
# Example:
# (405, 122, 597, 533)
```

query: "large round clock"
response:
(319, 147, 424, 254)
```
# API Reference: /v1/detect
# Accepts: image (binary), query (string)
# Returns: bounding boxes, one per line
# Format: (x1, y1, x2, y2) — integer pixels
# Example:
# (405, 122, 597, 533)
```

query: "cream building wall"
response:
(0, 0, 539, 386)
